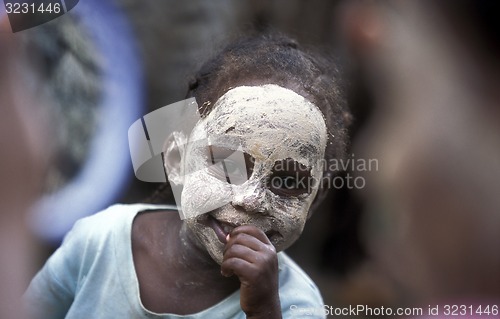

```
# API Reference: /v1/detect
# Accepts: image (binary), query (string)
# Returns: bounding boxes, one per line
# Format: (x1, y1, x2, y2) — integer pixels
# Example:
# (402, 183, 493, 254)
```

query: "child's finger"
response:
(221, 257, 253, 278)
(222, 242, 277, 277)
(223, 243, 260, 264)
(229, 225, 273, 245)
(224, 232, 267, 253)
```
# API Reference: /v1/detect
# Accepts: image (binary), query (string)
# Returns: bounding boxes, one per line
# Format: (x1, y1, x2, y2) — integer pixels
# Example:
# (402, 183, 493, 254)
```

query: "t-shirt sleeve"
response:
(278, 254, 327, 319)
(24, 218, 91, 319)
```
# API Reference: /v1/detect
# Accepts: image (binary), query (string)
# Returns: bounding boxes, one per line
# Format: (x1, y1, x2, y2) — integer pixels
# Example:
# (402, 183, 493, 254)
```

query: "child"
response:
(25, 34, 350, 318)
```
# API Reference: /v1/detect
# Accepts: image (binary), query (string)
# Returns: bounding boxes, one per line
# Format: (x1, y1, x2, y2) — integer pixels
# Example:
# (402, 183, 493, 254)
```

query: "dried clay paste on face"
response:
(181, 84, 328, 264)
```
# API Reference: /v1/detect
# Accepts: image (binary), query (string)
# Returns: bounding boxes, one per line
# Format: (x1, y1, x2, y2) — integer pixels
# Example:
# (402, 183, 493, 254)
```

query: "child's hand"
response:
(221, 225, 282, 319)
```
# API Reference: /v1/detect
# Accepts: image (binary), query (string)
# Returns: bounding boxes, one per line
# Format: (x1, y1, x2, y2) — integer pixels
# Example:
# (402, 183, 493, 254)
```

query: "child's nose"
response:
(231, 182, 268, 214)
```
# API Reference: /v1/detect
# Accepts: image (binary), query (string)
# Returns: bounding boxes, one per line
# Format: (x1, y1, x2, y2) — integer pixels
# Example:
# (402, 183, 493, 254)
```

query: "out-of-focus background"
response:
(2, 0, 500, 318)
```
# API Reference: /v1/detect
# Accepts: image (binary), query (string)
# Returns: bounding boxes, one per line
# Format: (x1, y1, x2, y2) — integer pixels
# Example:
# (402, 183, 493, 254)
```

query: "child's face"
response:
(181, 84, 327, 264)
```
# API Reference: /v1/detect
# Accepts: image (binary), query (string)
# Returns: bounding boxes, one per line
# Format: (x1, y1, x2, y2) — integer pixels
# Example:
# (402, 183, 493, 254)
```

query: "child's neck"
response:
(175, 217, 239, 286)
(132, 209, 239, 315)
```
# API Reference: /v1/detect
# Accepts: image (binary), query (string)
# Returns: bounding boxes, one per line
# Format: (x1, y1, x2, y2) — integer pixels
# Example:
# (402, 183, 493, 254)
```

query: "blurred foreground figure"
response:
(0, 22, 49, 319)
(341, 0, 500, 308)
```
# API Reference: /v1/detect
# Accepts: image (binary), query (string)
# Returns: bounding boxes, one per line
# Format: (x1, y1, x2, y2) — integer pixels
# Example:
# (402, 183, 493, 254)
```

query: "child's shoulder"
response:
(71, 204, 147, 232)
(277, 253, 324, 308)
(76, 203, 175, 225)
(277, 253, 320, 287)
(63, 203, 174, 246)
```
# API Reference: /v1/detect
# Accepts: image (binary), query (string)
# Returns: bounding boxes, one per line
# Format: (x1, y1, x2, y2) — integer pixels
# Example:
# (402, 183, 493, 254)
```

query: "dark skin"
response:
(132, 151, 315, 318)
(222, 226, 281, 319)
(132, 209, 282, 319)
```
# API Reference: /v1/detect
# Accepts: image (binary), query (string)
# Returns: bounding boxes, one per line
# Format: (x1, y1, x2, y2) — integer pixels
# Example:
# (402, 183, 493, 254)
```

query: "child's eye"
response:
(281, 176, 298, 189)
(208, 159, 248, 185)
(268, 173, 309, 197)
(206, 146, 253, 185)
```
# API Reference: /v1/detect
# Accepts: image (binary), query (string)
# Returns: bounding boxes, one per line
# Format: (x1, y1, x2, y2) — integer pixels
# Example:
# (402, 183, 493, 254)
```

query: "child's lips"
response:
(202, 215, 236, 244)
(200, 214, 281, 244)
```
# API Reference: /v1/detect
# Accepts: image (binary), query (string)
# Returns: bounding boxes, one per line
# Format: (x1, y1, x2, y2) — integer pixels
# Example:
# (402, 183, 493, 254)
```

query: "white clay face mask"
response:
(180, 84, 328, 264)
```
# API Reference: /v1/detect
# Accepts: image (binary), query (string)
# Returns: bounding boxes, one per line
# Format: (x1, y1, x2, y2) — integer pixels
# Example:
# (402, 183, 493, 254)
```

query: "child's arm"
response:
(221, 225, 282, 319)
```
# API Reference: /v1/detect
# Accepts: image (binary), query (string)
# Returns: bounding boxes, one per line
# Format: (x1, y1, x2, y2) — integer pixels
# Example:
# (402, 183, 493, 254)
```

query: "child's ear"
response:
(308, 186, 329, 219)
(163, 132, 187, 185)
(308, 170, 335, 218)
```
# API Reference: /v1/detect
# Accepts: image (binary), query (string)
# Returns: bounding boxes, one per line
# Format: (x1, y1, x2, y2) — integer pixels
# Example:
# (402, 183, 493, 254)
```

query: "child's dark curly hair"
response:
(150, 33, 351, 207)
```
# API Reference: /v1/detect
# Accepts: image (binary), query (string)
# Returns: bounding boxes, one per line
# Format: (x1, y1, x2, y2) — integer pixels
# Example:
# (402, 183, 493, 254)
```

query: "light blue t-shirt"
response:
(25, 204, 326, 318)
